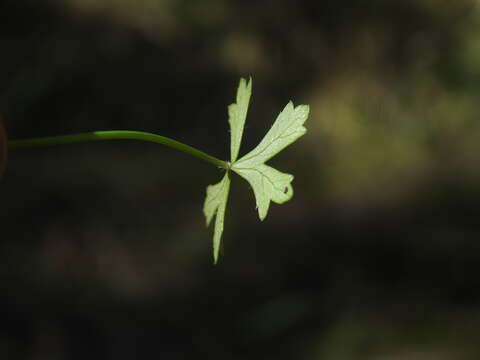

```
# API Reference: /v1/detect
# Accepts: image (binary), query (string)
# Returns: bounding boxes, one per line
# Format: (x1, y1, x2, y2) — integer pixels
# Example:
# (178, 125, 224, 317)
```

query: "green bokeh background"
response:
(2, 1, 480, 359)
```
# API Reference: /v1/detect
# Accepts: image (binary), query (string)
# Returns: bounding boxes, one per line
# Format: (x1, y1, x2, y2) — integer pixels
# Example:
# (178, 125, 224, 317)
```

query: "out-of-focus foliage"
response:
(2, 0, 480, 359)
(0, 118, 7, 176)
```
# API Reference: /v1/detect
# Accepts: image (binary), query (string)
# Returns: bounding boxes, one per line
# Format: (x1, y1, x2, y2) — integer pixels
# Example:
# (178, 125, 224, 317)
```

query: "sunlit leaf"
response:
(232, 102, 309, 220)
(203, 172, 230, 264)
(203, 78, 309, 262)
(228, 77, 252, 163)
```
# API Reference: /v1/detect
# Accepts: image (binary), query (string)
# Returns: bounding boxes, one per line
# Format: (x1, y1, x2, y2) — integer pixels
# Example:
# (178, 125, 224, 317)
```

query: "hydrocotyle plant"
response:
(7, 78, 309, 263)
(204, 78, 309, 262)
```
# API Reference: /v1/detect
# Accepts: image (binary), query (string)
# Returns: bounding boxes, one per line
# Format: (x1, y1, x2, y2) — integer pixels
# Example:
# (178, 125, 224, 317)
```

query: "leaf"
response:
(232, 102, 309, 220)
(203, 78, 251, 263)
(203, 78, 309, 262)
(203, 172, 230, 264)
(228, 77, 252, 163)
(233, 102, 309, 168)
(230, 164, 293, 221)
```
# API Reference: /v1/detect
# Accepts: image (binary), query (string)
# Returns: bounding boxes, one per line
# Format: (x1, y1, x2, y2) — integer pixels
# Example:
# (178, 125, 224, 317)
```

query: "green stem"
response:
(8, 130, 228, 169)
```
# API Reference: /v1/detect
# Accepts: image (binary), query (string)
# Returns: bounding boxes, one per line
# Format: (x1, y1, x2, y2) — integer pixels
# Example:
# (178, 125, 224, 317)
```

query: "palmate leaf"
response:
(203, 173, 230, 264)
(203, 78, 309, 263)
(228, 77, 252, 163)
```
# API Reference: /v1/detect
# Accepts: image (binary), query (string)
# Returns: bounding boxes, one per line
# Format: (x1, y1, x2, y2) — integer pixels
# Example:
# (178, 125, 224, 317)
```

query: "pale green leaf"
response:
(203, 78, 309, 263)
(233, 102, 309, 168)
(232, 164, 293, 221)
(203, 172, 230, 263)
(231, 102, 309, 220)
(228, 77, 252, 163)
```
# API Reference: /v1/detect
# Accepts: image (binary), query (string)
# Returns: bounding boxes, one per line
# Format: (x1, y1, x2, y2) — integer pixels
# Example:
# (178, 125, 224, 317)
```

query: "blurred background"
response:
(1, 0, 480, 358)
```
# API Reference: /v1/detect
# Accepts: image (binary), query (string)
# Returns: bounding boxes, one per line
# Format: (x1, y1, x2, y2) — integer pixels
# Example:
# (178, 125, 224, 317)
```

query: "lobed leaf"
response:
(203, 172, 230, 263)
(232, 101, 309, 220)
(233, 102, 309, 168)
(228, 77, 252, 163)
(203, 78, 309, 262)
(232, 164, 293, 221)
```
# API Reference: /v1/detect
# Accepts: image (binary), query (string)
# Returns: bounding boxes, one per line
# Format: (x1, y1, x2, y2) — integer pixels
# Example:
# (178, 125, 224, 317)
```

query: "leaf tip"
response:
(238, 76, 252, 93)
(258, 202, 270, 221)
(297, 103, 310, 116)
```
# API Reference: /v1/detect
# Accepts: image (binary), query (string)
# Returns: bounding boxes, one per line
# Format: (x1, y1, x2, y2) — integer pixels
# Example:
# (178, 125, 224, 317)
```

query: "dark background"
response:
(2, 1, 480, 359)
